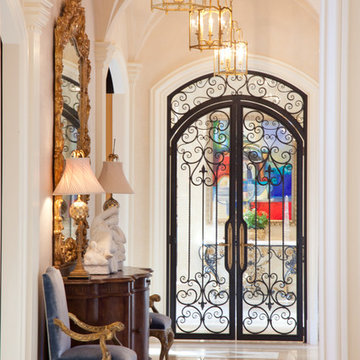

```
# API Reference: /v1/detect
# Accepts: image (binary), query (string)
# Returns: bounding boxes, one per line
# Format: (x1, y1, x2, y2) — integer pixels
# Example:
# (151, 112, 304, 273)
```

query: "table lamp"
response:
(53, 152, 104, 278)
(98, 153, 134, 210)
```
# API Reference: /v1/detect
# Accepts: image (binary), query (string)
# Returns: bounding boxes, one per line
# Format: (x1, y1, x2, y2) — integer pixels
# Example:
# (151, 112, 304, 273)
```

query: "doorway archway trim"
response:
(149, 54, 319, 344)
(1, 0, 31, 358)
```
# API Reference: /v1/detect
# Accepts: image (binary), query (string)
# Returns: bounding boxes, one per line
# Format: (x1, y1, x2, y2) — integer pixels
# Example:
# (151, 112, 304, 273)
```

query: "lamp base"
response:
(68, 269, 90, 279)
(68, 203, 90, 279)
(68, 252, 90, 279)
(103, 194, 119, 210)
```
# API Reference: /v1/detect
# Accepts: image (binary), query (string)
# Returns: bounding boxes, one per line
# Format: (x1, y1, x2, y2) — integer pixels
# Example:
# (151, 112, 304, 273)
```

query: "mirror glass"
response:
(60, 40, 80, 241)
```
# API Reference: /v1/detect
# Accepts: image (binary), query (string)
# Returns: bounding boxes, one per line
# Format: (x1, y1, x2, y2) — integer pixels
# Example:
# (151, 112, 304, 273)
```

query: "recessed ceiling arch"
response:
(100, 0, 319, 67)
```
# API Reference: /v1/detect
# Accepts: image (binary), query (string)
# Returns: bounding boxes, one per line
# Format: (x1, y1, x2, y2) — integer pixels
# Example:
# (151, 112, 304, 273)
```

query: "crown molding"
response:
(95, 41, 116, 69)
(23, 0, 54, 32)
(127, 62, 143, 85)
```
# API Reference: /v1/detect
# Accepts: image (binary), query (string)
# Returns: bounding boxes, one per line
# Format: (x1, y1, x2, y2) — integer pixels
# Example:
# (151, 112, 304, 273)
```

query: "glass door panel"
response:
(173, 108, 234, 336)
(239, 108, 300, 337)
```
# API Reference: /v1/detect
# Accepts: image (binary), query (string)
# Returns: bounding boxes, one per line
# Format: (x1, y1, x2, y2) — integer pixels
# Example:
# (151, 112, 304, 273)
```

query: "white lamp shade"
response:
(98, 161, 134, 194)
(53, 158, 105, 195)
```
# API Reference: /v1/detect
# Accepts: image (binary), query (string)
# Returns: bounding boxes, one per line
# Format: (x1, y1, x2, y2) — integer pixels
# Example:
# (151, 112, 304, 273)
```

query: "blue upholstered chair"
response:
(149, 294, 174, 360)
(42, 267, 137, 360)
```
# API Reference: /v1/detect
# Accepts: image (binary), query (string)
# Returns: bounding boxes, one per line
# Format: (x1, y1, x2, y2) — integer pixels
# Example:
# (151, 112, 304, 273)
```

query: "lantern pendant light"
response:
(189, 0, 232, 51)
(214, 22, 248, 76)
(151, 0, 206, 12)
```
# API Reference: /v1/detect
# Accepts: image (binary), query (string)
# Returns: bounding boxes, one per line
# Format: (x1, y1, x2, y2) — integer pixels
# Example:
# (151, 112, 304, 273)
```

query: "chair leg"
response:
(165, 328, 174, 360)
(158, 331, 168, 360)
(150, 328, 175, 360)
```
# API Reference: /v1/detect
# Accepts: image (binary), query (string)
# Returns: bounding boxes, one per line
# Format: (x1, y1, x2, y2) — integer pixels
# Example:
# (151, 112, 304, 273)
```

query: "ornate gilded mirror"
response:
(53, 0, 91, 268)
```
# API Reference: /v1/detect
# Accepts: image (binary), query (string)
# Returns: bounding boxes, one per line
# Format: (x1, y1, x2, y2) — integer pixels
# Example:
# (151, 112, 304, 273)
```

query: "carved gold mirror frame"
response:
(53, 0, 91, 268)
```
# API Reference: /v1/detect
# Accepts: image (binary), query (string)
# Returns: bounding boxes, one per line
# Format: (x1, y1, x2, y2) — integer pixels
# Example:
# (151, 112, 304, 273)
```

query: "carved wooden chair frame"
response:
(54, 312, 124, 360)
(149, 294, 174, 360)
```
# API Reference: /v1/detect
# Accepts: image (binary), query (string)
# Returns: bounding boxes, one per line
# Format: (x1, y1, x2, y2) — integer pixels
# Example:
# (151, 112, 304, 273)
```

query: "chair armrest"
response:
(54, 318, 113, 342)
(53, 318, 112, 360)
(149, 294, 161, 313)
(68, 312, 125, 333)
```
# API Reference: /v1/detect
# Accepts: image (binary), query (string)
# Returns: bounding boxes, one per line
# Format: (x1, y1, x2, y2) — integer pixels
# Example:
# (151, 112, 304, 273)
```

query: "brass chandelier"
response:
(214, 22, 248, 76)
(151, 0, 248, 77)
(151, 0, 206, 12)
(189, 0, 232, 50)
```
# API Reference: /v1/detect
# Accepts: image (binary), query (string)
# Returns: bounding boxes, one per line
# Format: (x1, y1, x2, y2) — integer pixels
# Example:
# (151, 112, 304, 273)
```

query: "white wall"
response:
(0, 0, 30, 358)
(109, 52, 131, 260)
(0, 0, 98, 358)
(345, 1, 360, 359)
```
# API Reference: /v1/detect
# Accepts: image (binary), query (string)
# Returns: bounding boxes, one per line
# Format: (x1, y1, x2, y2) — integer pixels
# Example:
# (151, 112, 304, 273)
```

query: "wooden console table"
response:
(63, 267, 152, 360)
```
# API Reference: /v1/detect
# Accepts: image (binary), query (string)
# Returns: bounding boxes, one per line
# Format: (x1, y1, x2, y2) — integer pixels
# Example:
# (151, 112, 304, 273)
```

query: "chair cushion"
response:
(42, 267, 71, 359)
(149, 312, 172, 330)
(60, 345, 137, 360)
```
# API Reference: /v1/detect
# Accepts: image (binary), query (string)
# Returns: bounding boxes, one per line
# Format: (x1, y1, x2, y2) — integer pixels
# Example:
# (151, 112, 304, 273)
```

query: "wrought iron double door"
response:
(168, 79, 306, 341)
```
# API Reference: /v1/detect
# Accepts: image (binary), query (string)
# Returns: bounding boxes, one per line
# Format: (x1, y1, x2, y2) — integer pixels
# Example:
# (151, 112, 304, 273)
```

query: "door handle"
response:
(227, 223, 232, 270)
(239, 222, 250, 271)
(219, 222, 233, 270)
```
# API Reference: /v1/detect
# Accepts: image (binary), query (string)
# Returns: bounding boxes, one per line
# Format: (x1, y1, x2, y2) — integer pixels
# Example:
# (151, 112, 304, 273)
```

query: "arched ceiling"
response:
(294, 0, 320, 16)
(92, 0, 320, 81)
(92, 0, 320, 43)
(303, 0, 320, 14)
(92, 0, 129, 41)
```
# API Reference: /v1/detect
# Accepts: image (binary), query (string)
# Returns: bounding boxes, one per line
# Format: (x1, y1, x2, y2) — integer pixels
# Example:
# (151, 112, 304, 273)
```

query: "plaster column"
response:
(94, 41, 115, 213)
(23, 2, 54, 359)
(319, 0, 348, 358)
(346, 1, 360, 359)
(127, 63, 142, 265)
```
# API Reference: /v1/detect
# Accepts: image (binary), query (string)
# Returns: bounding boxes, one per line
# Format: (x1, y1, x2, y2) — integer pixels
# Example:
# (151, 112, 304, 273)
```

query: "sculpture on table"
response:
(84, 146, 134, 275)
(84, 206, 126, 274)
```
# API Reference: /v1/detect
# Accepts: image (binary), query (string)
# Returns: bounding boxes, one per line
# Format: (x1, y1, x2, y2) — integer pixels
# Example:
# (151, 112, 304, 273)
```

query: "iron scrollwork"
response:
(243, 245, 297, 335)
(241, 109, 298, 335)
(170, 73, 305, 130)
(198, 244, 225, 283)
(61, 76, 80, 155)
(176, 271, 230, 334)
(169, 72, 306, 339)
(175, 109, 231, 334)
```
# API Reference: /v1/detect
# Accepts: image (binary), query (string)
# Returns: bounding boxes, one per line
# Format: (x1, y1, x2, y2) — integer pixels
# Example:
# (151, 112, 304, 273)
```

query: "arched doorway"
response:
(167, 72, 306, 341)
